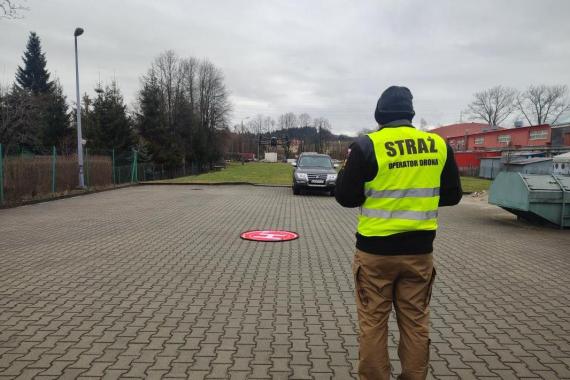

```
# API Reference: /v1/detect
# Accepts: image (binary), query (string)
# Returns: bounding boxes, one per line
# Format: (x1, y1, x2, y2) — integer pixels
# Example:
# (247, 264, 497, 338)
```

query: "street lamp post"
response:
(241, 116, 250, 156)
(74, 27, 85, 188)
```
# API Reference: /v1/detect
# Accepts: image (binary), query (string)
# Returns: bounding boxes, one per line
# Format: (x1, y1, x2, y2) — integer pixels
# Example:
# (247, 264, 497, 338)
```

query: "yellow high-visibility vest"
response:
(357, 126, 448, 237)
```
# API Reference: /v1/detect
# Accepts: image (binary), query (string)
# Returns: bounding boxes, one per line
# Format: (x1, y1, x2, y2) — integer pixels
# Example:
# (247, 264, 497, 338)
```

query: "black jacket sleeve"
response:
(335, 137, 377, 207)
(438, 143, 462, 206)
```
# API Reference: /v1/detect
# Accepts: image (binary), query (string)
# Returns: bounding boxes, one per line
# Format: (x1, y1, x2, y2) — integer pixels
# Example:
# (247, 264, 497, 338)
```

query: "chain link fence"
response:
(0, 144, 187, 206)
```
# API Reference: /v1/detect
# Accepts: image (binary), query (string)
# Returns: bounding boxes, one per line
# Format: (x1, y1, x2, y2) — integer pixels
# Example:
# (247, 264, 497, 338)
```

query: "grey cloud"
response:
(1, 0, 569, 134)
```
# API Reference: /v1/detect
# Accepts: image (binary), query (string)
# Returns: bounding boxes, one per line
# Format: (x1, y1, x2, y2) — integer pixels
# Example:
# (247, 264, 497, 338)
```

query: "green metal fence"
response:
(0, 145, 188, 206)
(0, 144, 4, 205)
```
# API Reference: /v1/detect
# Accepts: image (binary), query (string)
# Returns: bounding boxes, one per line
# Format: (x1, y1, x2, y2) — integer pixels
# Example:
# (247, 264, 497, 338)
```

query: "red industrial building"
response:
(430, 122, 557, 174)
(430, 123, 499, 151)
(430, 122, 493, 141)
(452, 124, 551, 150)
(430, 122, 552, 150)
(453, 150, 501, 173)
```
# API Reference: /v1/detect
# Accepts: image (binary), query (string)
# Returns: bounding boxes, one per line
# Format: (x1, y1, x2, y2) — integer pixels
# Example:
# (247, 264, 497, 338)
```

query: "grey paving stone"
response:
(1, 186, 569, 379)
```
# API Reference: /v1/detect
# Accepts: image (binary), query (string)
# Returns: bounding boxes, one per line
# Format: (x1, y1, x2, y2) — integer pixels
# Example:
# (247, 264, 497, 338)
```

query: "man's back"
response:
(335, 86, 461, 380)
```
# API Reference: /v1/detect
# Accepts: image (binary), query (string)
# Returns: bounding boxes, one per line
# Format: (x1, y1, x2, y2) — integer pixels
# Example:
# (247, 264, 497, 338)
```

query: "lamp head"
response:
(74, 28, 84, 37)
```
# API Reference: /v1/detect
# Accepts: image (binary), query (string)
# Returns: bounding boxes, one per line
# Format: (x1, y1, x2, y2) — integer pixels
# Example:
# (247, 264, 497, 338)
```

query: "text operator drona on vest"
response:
(383, 136, 441, 170)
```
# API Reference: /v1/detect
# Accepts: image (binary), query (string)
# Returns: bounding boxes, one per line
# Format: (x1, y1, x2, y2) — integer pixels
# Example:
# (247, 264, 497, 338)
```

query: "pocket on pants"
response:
(424, 267, 437, 309)
(353, 261, 368, 307)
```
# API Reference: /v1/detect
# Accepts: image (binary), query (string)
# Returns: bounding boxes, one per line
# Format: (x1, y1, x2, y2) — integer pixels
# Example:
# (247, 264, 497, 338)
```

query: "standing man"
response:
(335, 86, 462, 380)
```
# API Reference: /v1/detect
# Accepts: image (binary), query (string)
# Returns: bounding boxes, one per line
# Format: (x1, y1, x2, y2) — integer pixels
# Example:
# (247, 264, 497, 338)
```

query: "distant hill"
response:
(260, 126, 355, 143)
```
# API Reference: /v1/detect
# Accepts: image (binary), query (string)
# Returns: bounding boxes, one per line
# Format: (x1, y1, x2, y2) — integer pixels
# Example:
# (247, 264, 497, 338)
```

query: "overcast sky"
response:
(1, 0, 569, 135)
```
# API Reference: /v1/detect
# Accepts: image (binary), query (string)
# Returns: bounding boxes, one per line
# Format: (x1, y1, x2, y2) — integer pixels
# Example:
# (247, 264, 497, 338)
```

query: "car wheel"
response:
(293, 186, 300, 195)
(329, 189, 335, 197)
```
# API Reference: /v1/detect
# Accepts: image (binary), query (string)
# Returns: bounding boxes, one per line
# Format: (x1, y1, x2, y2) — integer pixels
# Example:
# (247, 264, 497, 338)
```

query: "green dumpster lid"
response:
(554, 175, 570, 191)
(521, 175, 562, 191)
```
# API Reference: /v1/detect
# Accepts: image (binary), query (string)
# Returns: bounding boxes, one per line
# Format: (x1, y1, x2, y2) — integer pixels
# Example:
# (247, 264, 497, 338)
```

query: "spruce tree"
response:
(13, 32, 71, 150)
(137, 73, 180, 165)
(16, 32, 52, 94)
(42, 81, 70, 149)
(88, 81, 134, 152)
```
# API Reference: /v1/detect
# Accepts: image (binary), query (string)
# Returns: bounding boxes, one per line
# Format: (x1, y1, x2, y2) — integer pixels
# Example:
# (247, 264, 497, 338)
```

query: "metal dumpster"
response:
(489, 172, 570, 228)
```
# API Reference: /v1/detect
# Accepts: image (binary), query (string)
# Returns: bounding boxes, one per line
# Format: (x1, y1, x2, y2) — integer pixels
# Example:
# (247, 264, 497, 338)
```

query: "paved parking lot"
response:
(1, 185, 569, 379)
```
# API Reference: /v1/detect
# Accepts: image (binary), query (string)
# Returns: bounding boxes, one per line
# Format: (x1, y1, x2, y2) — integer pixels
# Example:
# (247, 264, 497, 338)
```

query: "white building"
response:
(553, 152, 570, 176)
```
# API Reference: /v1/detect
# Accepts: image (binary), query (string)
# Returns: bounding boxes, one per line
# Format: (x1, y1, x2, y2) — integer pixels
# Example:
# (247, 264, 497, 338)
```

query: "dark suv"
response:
(292, 153, 338, 195)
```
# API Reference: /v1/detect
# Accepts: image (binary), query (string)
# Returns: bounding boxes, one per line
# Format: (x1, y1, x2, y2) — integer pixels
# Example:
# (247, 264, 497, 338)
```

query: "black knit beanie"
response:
(374, 86, 415, 125)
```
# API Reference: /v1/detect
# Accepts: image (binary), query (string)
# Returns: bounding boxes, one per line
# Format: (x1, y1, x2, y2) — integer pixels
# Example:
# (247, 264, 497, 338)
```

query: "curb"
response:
(1, 183, 479, 209)
(143, 182, 477, 193)
(0, 183, 139, 209)
(140, 181, 290, 188)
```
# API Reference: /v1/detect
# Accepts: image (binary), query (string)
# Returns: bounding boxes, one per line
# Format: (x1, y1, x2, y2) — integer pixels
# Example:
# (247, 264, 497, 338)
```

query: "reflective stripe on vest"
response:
(361, 208, 438, 221)
(357, 126, 448, 237)
(365, 187, 440, 198)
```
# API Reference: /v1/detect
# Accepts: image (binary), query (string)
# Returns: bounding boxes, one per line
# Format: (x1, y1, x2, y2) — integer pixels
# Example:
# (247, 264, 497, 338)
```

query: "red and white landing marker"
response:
(240, 230, 299, 242)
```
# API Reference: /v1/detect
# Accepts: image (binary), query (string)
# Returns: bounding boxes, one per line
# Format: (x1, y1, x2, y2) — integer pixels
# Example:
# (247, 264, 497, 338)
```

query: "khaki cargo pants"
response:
(353, 249, 436, 380)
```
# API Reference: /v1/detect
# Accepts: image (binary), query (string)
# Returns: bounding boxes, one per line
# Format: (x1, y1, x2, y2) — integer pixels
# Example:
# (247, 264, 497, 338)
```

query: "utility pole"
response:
(74, 27, 85, 188)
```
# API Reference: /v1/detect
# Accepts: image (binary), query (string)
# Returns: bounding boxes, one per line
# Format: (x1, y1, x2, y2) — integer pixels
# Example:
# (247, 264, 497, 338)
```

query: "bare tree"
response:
(278, 112, 298, 129)
(517, 84, 570, 126)
(151, 50, 184, 134)
(180, 57, 199, 115)
(0, 85, 40, 150)
(466, 85, 517, 128)
(313, 117, 331, 130)
(262, 116, 275, 133)
(298, 113, 311, 128)
(193, 58, 231, 166)
(313, 117, 331, 153)
(197, 59, 231, 132)
(138, 51, 231, 168)
(249, 114, 264, 135)
(175, 57, 199, 160)
(0, 0, 28, 19)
